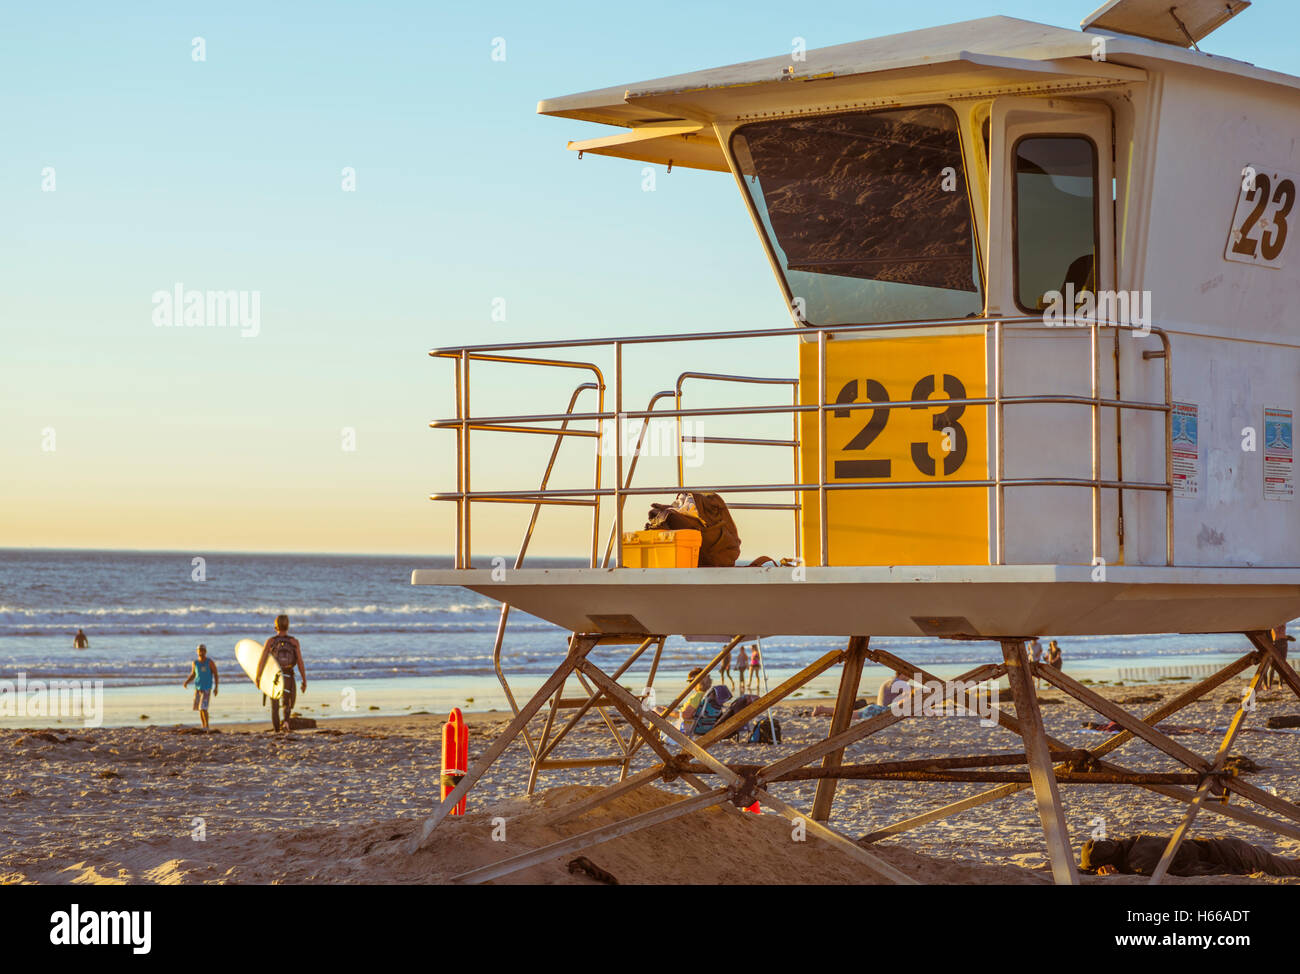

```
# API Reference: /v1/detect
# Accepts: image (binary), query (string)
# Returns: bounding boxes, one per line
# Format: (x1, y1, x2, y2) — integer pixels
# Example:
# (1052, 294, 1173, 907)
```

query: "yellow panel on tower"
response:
(799, 332, 989, 566)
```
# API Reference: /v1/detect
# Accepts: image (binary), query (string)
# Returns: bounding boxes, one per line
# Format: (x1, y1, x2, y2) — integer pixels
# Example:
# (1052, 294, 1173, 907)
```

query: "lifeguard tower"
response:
(411, 0, 1300, 884)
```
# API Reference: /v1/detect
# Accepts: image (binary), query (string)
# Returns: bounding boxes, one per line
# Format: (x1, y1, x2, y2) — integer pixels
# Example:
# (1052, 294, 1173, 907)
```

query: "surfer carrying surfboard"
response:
(257, 614, 307, 733)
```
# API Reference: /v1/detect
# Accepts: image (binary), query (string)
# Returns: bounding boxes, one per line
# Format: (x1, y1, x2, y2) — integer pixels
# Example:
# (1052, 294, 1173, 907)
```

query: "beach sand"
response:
(3, 681, 1299, 884)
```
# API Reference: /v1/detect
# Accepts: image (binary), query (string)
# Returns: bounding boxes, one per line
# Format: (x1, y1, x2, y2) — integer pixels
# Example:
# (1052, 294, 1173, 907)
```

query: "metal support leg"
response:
(1001, 638, 1079, 885)
(811, 636, 870, 822)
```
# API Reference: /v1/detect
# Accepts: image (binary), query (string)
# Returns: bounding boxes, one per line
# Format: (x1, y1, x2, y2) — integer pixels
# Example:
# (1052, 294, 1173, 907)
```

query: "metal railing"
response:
(429, 315, 1174, 569)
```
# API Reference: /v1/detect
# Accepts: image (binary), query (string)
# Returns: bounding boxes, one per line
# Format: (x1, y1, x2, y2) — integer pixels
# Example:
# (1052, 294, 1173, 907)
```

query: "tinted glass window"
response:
(731, 106, 982, 325)
(1014, 136, 1097, 311)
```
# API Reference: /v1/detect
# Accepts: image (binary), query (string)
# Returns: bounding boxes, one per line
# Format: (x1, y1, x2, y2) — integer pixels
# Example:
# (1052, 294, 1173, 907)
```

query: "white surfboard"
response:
(235, 637, 283, 699)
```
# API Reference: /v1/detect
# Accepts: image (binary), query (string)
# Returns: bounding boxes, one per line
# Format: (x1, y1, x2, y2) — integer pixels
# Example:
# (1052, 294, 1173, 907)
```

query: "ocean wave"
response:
(0, 621, 558, 637)
(0, 600, 526, 637)
(0, 601, 496, 618)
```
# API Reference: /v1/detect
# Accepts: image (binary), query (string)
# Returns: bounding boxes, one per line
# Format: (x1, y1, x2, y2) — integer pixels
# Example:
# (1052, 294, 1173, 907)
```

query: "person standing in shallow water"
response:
(72, 629, 89, 649)
(1046, 640, 1063, 672)
(717, 645, 733, 689)
(182, 643, 219, 730)
(257, 614, 307, 733)
(1029, 637, 1044, 687)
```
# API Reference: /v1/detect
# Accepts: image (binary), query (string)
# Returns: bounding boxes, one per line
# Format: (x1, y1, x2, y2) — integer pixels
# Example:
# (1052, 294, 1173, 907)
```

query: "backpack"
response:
(646, 491, 741, 567)
(269, 634, 298, 671)
(748, 715, 782, 744)
(689, 684, 733, 736)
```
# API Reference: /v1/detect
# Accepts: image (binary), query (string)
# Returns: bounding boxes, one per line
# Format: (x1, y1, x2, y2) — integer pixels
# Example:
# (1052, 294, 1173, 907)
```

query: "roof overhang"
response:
(540, 13, 1300, 174)
(543, 17, 1146, 172)
(568, 122, 727, 173)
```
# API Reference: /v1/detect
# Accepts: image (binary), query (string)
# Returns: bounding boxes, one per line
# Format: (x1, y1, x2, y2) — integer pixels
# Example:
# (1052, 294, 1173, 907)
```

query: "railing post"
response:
(593, 374, 605, 569)
(1163, 333, 1174, 566)
(674, 383, 685, 490)
(993, 319, 1004, 566)
(614, 342, 624, 569)
(461, 349, 472, 568)
(1090, 318, 1101, 567)
(453, 354, 463, 569)
(792, 376, 802, 565)
(817, 328, 828, 567)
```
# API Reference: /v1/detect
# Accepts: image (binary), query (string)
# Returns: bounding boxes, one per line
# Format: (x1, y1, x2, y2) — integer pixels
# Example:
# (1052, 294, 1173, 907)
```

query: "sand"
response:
(2, 681, 1299, 884)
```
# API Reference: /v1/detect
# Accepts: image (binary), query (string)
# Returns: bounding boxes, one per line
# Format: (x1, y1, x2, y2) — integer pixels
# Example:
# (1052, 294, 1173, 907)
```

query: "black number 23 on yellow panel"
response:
(798, 333, 989, 566)
(832, 373, 969, 479)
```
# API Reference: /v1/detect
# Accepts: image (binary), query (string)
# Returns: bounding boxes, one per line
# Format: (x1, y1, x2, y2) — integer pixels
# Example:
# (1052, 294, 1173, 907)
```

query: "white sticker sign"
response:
(1225, 164, 1297, 268)
(1264, 406, 1294, 501)
(1171, 402, 1199, 498)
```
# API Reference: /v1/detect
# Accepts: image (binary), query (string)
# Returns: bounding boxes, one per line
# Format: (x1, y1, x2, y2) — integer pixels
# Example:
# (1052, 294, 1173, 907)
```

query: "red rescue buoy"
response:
(441, 708, 468, 815)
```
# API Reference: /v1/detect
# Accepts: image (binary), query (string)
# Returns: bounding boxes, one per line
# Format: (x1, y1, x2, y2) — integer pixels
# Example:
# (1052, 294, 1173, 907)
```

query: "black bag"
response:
(748, 715, 782, 744)
(716, 693, 759, 738)
(646, 491, 741, 567)
(268, 634, 298, 671)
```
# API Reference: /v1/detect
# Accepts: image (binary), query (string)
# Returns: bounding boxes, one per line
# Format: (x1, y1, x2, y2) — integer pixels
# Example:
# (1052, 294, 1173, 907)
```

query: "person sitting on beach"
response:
(182, 643, 219, 731)
(674, 667, 711, 732)
(877, 669, 911, 708)
(811, 669, 910, 719)
(257, 614, 307, 733)
(72, 629, 89, 649)
(811, 697, 868, 718)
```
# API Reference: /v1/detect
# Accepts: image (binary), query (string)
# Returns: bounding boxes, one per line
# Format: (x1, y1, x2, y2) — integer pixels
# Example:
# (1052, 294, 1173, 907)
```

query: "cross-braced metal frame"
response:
(409, 628, 1300, 885)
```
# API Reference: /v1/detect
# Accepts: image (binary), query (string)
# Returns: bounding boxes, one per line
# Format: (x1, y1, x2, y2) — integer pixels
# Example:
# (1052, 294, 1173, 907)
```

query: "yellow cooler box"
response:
(621, 529, 701, 568)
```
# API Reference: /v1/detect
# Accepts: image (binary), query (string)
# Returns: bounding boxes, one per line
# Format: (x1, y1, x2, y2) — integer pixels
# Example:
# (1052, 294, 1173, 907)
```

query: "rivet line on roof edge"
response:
(727, 78, 1124, 122)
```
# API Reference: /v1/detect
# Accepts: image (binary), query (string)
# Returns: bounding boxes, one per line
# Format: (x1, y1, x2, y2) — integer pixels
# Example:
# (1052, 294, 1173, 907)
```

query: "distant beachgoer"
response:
(735, 647, 748, 689)
(1264, 624, 1295, 689)
(877, 669, 911, 709)
(1046, 640, 1063, 672)
(811, 696, 870, 718)
(72, 629, 89, 650)
(810, 669, 907, 720)
(718, 646, 733, 689)
(748, 645, 762, 691)
(182, 643, 219, 730)
(1029, 637, 1044, 686)
(258, 614, 307, 733)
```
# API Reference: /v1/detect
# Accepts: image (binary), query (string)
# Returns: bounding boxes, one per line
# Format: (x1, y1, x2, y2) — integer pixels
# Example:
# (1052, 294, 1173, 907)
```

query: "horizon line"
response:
(0, 546, 590, 560)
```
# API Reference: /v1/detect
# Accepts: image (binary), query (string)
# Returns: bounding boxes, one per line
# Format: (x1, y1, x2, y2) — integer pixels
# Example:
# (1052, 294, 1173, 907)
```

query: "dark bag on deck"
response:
(646, 491, 741, 567)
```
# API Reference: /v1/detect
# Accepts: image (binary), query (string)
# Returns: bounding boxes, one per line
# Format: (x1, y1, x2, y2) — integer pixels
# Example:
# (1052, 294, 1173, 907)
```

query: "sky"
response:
(2, 0, 1294, 557)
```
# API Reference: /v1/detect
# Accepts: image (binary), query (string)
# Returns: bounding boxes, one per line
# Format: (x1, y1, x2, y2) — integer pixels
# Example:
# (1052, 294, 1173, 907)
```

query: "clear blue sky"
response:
(1, 0, 1293, 555)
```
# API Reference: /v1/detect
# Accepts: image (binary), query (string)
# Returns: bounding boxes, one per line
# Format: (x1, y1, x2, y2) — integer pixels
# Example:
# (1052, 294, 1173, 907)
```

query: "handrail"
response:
(431, 317, 1174, 570)
(429, 314, 1029, 357)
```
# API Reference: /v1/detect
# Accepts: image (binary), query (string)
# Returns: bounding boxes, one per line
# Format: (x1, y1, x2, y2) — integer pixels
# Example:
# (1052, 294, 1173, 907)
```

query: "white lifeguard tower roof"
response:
(539, 13, 1296, 173)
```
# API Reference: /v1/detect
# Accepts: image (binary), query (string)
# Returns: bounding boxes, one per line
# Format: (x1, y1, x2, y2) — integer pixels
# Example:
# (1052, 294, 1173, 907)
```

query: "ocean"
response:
(0, 548, 1266, 728)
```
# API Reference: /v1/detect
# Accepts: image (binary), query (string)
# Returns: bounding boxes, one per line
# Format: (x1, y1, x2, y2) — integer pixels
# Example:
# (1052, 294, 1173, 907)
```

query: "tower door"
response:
(985, 97, 1123, 566)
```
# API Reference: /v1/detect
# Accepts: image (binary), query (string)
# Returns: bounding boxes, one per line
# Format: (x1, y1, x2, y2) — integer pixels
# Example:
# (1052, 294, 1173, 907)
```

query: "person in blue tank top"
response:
(183, 643, 219, 730)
